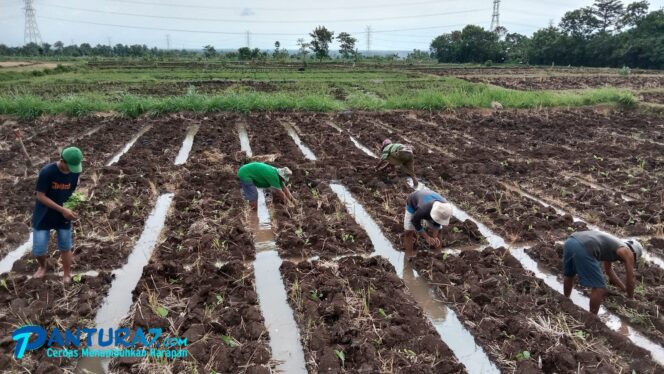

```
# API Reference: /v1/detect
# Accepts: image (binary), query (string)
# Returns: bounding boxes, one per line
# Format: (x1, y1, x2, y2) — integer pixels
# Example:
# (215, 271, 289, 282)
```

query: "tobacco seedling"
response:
(516, 351, 531, 361)
(401, 349, 416, 358)
(215, 294, 224, 306)
(309, 290, 322, 301)
(64, 192, 86, 210)
(635, 277, 646, 297)
(452, 227, 462, 233)
(335, 349, 345, 368)
(342, 233, 355, 243)
(222, 335, 239, 347)
(156, 306, 168, 318)
(574, 330, 588, 340)
(0, 279, 8, 290)
(72, 274, 83, 283)
(378, 308, 391, 319)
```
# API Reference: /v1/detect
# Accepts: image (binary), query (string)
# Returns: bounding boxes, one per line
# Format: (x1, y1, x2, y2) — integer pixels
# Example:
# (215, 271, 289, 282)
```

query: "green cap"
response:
(61, 147, 83, 173)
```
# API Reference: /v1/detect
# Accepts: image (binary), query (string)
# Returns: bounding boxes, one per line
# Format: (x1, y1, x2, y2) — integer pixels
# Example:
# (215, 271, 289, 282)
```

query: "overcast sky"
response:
(1, 0, 662, 50)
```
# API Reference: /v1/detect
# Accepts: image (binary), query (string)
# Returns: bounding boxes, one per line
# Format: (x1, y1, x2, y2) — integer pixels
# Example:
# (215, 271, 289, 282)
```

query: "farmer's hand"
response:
(61, 208, 77, 221)
(425, 236, 440, 248)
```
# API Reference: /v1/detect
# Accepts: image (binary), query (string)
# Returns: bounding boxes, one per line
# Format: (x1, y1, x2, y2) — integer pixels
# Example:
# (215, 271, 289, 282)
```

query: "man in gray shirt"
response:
(563, 230, 644, 314)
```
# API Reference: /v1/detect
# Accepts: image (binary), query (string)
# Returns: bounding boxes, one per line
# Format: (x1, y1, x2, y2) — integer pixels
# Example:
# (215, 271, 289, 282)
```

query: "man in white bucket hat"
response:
(403, 189, 453, 252)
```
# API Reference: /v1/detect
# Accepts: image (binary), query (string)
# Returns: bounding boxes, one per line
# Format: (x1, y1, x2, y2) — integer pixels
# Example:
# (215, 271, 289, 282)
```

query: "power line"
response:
(36, 15, 481, 36)
(90, 0, 466, 12)
(366, 25, 371, 55)
(38, 4, 484, 24)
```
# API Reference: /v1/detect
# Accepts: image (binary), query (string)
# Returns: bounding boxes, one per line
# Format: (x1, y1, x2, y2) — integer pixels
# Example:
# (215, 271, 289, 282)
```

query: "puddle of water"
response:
(253, 250, 307, 373)
(237, 123, 253, 157)
(349, 136, 378, 158)
(283, 123, 317, 161)
(0, 237, 33, 275)
(81, 124, 105, 139)
(565, 174, 637, 202)
(512, 248, 664, 366)
(329, 182, 499, 374)
(327, 121, 343, 132)
(249, 188, 307, 373)
(106, 125, 152, 166)
(76, 193, 174, 373)
(174, 124, 200, 165)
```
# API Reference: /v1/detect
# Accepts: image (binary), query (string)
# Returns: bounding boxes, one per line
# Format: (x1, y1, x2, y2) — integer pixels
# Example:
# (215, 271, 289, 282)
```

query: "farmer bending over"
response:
(32, 147, 83, 283)
(376, 139, 418, 187)
(563, 231, 643, 314)
(404, 189, 453, 252)
(237, 162, 294, 210)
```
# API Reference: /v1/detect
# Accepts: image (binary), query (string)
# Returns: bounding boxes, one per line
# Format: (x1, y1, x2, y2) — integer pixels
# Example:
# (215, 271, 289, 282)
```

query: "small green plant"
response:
(215, 293, 224, 306)
(401, 348, 417, 358)
(619, 65, 631, 76)
(309, 289, 322, 301)
(342, 233, 355, 243)
(378, 308, 391, 319)
(442, 252, 450, 261)
(638, 158, 646, 170)
(451, 226, 462, 233)
(635, 277, 646, 296)
(574, 330, 588, 340)
(155, 306, 168, 318)
(63, 192, 85, 210)
(335, 349, 345, 368)
(295, 228, 304, 238)
(72, 274, 83, 283)
(0, 279, 8, 290)
(222, 335, 239, 347)
(516, 351, 531, 361)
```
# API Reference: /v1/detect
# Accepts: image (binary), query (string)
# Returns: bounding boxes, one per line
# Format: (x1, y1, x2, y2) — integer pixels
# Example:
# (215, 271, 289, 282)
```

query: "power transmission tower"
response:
(23, 0, 42, 45)
(246, 30, 251, 48)
(490, 0, 500, 31)
(365, 25, 372, 56)
(166, 34, 171, 50)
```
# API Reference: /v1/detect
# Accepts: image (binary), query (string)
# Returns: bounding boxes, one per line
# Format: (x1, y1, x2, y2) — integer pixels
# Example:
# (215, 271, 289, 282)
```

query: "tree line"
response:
(2, 0, 661, 68)
(431, 0, 664, 69)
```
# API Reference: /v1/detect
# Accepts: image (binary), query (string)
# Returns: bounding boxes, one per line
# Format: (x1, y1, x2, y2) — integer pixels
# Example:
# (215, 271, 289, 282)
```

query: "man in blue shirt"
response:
(32, 147, 83, 283)
(404, 189, 453, 253)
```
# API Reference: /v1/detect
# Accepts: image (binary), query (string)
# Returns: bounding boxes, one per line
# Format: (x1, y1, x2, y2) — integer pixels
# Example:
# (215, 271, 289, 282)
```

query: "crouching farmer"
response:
(376, 139, 418, 187)
(563, 231, 643, 314)
(32, 147, 83, 283)
(237, 162, 294, 210)
(404, 189, 453, 252)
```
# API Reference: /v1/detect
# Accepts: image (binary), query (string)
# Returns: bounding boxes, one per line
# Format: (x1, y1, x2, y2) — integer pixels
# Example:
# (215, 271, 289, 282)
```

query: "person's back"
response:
(406, 190, 446, 212)
(237, 162, 281, 189)
(571, 231, 623, 262)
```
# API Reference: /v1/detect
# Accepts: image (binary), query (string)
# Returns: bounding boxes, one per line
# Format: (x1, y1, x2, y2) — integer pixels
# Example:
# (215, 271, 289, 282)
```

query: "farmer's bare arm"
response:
(282, 186, 295, 202)
(617, 247, 636, 298)
(603, 261, 625, 291)
(36, 192, 76, 219)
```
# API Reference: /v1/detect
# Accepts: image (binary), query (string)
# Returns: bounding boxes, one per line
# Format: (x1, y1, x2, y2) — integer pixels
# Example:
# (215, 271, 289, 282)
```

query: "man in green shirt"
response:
(237, 162, 295, 210)
(375, 139, 418, 187)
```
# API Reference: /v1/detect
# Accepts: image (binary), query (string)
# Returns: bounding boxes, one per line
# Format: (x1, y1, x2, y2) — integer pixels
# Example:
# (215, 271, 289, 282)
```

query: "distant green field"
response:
(0, 60, 637, 118)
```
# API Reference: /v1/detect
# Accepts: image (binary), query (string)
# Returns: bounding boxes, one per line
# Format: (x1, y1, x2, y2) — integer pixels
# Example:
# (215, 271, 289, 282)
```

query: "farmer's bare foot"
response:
(33, 267, 46, 278)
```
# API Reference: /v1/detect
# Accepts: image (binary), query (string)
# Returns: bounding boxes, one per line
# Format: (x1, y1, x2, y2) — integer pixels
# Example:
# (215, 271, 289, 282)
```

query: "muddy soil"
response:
(0, 118, 142, 260)
(110, 116, 273, 372)
(649, 238, 664, 257)
(409, 67, 650, 76)
(640, 91, 664, 104)
(293, 114, 484, 249)
(8, 116, 189, 275)
(0, 272, 113, 372)
(154, 115, 256, 262)
(244, 114, 374, 258)
(281, 256, 466, 373)
(412, 248, 661, 373)
(526, 243, 664, 346)
(109, 260, 272, 373)
(462, 75, 664, 90)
